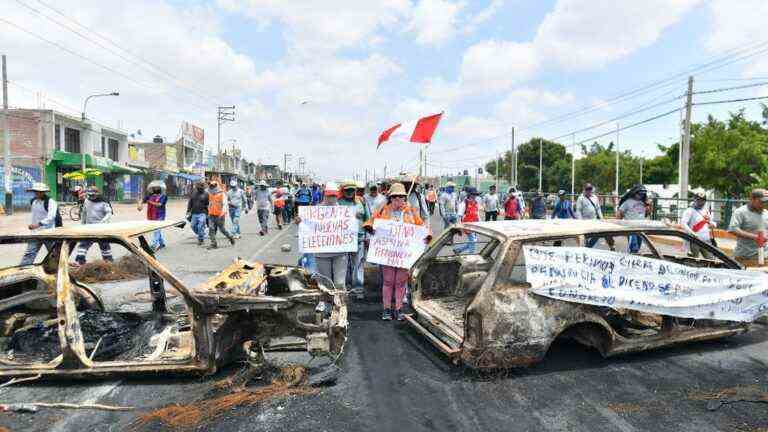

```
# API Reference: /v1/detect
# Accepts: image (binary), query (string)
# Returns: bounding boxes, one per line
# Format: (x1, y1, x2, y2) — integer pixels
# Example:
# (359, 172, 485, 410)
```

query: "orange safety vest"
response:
(364, 204, 427, 233)
(208, 191, 225, 217)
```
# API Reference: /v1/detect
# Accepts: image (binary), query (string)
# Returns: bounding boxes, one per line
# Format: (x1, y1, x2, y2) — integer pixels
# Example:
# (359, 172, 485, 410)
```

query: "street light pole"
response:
(217, 106, 235, 173)
(614, 123, 620, 197)
(538, 138, 543, 193)
(80, 91, 119, 172)
(2, 55, 11, 215)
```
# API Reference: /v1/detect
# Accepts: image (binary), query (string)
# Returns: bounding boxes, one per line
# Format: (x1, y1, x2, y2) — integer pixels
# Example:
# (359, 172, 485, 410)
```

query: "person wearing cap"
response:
(295, 182, 312, 215)
(617, 185, 650, 253)
(186, 181, 209, 246)
(339, 180, 371, 296)
(680, 193, 716, 259)
(728, 189, 768, 266)
(74, 186, 113, 265)
(553, 190, 575, 219)
(20, 182, 59, 266)
(227, 180, 246, 239)
(529, 191, 548, 219)
(439, 181, 459, 230)
(299, 182, 349, 290)
(363, 182, 430, 321)
(482, 185, 501, 221)
(273, 188, 286, 229)
(254, 180, 273, 235)
(425, 184, 438, 216)
(503, 187, 523, 220)
(207, 180, 236, 249)
(365, 183, 387, 215)
(454, 187, 481, 254)
(138, 182, 168, 251)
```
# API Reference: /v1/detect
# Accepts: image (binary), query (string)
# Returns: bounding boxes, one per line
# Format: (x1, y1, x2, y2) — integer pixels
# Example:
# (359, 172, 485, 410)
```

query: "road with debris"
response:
(0, 210, 766, 432)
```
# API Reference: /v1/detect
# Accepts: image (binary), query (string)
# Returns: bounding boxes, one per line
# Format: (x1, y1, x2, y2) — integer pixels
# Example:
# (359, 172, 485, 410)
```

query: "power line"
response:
(22, 0, 220, 107)
(693, 95, 768, 107)
(0, 16, 213, 112)
(572, 108, 681, 147)
(694, 81, 768, 95)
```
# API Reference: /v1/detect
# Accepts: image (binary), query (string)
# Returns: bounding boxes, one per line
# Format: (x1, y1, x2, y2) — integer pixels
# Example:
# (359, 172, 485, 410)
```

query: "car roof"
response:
(462, 219, 680, 240)
(0, 220, 186, 241)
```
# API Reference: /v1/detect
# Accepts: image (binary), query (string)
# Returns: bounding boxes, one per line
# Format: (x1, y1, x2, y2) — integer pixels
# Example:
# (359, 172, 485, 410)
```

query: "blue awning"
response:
(174, 172, 203, 182)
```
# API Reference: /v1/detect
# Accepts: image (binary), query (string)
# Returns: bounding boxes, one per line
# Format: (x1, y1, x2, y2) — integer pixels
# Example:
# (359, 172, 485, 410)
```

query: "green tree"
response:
(485, 137, 572, 192)
(688, 110, 768, 197)
(573, 142, 643, 194)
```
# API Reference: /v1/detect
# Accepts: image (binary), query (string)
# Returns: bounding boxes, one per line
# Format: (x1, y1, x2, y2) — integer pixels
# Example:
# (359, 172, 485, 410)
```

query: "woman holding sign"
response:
(363, 183, 431, 321)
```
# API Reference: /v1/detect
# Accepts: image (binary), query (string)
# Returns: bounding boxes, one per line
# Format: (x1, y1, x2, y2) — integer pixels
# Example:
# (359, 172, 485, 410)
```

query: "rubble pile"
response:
(69, 255, 147, 283)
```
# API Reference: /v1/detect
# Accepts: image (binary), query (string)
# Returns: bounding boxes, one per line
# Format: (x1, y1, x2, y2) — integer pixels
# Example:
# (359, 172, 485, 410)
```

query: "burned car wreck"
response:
(405, 219, 760, 370)
(0, 220, 347, 378)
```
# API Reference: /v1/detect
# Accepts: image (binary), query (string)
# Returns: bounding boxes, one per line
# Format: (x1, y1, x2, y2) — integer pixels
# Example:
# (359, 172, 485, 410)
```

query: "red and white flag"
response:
(377, 112, 443, 149)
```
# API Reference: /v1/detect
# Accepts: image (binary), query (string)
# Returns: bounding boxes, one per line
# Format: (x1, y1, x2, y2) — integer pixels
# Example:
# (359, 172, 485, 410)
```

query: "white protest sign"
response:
(367, 219, 429, 269)
(298, 205, 358, 253)
(523, 246, 768, 322)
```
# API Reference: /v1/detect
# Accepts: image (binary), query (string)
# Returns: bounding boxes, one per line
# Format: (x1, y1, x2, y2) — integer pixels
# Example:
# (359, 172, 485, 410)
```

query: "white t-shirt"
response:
(681, 206, 715, 241)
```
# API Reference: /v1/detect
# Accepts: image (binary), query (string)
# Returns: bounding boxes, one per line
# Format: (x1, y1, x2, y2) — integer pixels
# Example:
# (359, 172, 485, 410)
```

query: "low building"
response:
(0, 109, 139, 207)
(130, 136, 201, 197)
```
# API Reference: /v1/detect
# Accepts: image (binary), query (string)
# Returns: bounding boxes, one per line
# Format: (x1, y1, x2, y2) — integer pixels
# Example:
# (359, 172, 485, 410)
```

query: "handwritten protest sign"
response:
(298, 205, 358, 253)
(523, 246, 768, 322)
(367, 219, 429, 269)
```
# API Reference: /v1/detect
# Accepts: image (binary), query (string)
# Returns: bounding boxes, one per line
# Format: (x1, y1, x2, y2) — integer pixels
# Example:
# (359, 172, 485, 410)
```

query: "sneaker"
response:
(197, 239, 204, 246)
(207, 244, 218, 250)
(382, 309, 392, 321)
(278, 225, 282, 230)
(259, 231, 265, 236)
(230, 237, 236, 246)
(234, 234, 241, 239)
(396, 310, 405, 321)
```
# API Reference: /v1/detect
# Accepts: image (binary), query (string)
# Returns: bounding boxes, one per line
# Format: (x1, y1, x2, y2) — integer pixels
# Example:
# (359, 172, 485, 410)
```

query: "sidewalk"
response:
(0, 199, 189, 236)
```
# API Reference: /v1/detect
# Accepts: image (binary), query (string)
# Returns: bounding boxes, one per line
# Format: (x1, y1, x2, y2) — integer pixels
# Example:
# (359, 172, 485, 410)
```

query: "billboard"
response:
(181, 121, 204, 152)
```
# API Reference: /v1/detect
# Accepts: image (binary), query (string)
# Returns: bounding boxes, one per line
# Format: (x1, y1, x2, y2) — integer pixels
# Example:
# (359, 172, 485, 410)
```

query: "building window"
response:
(64, 127, 80, 153)
(108, 138, 119, 161)
(97, 137, 105, 156)
(55, 124, 60, 150)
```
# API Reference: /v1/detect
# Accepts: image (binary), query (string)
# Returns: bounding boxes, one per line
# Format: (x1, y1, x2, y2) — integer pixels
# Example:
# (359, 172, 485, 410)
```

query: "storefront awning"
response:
(50, 150, 142, 174)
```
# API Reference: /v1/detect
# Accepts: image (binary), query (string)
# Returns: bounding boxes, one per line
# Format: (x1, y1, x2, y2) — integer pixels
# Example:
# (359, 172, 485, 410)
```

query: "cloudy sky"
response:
(1, 0, 767, 180)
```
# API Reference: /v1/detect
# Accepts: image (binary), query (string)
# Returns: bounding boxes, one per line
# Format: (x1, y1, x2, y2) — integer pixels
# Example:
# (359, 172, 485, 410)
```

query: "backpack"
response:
(30, 197, 63, 227)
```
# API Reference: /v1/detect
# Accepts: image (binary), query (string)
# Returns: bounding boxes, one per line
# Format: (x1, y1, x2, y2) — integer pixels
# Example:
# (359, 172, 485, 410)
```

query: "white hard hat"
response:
(27, 182, 50, 193)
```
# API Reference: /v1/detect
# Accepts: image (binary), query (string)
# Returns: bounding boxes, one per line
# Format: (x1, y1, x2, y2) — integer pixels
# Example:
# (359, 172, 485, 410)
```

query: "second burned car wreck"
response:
(0, 220, 348, 378)
(405, 219, 766, 370)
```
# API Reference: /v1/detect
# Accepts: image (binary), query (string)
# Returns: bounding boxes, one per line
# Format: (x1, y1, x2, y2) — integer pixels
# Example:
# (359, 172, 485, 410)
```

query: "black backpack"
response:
(31, 197, 63, 227)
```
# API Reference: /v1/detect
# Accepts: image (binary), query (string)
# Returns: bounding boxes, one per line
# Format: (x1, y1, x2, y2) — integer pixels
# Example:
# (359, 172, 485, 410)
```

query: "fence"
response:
(516, 192, 748, 228)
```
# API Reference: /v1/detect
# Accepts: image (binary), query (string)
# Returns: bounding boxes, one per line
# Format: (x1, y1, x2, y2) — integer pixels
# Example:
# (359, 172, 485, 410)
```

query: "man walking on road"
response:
(503, 187, 523, 220)
(574, 183, 606, 248)
(425, 184, 438, 216)
(254, 180, 273, 236)
(728, 189, 768, 267)
(138, 183, 168, 251)
(74, 186, 113, 265)
(439, 181, 459, 230)
(617, 185, 650, 253)
(553, 190, 575, 219)
(681, 193, 716, 258)
(206, 180, 235, 249)
(530, 192, 547, 220)
(20, 183, 59, 266)
(187, 181, 209, 246)
(227, 180, 245, 239)
(483, 185, 500, 221)
(295, 183, 312, 217)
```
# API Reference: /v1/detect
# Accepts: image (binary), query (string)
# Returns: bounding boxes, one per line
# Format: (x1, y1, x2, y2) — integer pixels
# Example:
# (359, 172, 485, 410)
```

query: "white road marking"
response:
(248, 224, 295, 262)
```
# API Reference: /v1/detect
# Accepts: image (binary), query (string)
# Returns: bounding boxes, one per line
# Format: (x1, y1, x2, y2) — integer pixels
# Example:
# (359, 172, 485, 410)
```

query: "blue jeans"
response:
(191, 213, 207, 241)
(453, 232, 477, 254)
(152, 229, 166, 249)
(586, 237, 599, 248)
(443, 214, 458, 230)
(347, 239, 365, 289)
(20, 240, 53, 266)
(229, 206, 242, 236)
(629, 235, 642, 253)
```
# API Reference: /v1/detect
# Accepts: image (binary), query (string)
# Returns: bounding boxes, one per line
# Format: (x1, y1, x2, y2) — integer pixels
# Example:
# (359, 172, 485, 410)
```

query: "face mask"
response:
(446, 187, 454, 194)
(343, 189, 355, 198)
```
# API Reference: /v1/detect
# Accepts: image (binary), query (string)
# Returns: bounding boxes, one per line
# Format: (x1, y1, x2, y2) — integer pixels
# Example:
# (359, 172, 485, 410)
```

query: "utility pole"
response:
(571, 133, 576, 195)
(509, 127, 516, 187)
(495, 151, 499, 191)
(283, 153, 292, 183)
(538, 138, 543, 193)
(2, 55, 11, 215)
(680, 76, 694, 201)
(615, 123, 620, 197)
(217, 106, 235, 172)
(640, 156, 644, 185)
(383, 164, 387, 179)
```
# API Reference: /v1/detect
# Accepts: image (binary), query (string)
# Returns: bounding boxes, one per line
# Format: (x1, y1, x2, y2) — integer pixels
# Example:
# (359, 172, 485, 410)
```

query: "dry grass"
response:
(70, 255, 147, 283)
(607, 402, 643, 414)
(688, 385, 768, 402)
(132, 366, 319, 430)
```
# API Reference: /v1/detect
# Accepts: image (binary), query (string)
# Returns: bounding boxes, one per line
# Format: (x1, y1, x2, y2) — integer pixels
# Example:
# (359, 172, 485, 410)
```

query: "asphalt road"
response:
(0, 212, 766, 432)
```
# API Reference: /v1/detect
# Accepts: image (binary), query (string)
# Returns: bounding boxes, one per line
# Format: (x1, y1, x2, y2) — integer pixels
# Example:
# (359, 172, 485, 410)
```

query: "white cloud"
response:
(494, 88, 575, 125)
(464, 0, 505, 34)
(216, 0, 412, 56)
(459, 40, 539, 93)
(534, 0, 701, 69)
(706, 0, 768, 77)
(407, 0, 466, 46)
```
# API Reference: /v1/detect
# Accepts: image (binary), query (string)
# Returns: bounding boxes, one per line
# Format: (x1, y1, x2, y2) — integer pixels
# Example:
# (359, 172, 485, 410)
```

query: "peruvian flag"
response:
(377, 112, 443, 149)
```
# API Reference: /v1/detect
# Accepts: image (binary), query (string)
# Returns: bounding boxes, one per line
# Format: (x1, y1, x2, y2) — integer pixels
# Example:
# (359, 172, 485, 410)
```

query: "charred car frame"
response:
(406, 219, 755, 370)
(0, 220, 347, 378)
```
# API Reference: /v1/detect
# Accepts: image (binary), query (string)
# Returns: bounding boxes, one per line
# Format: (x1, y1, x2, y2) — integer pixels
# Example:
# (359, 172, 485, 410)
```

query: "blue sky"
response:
(2, 0, 767, 179)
